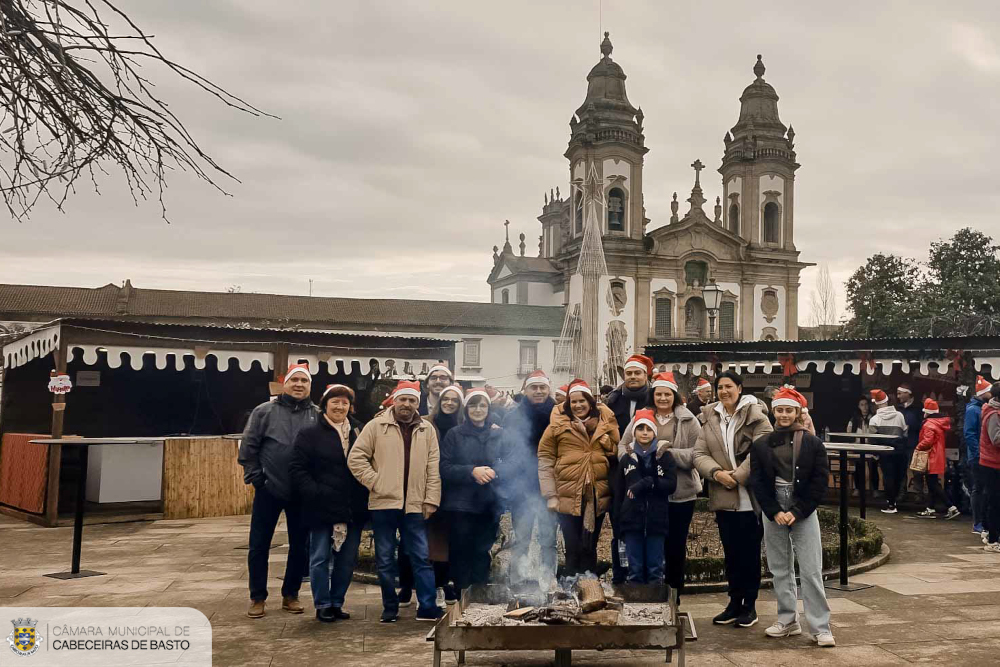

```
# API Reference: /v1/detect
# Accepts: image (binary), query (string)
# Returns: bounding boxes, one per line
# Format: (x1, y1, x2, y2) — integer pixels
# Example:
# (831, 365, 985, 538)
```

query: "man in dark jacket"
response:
(605, 354, 654, 583)
(686, 378, 714, 418)
(238, 363, 318, 619)
(966, 377, 992, 533)
(896, 383, 923, 496)
(495, 370, 557, 587)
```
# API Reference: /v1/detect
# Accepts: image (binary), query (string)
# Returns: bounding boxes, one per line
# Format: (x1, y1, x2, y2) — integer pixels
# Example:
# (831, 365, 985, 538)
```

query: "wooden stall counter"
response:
(161, 436, 254, 520)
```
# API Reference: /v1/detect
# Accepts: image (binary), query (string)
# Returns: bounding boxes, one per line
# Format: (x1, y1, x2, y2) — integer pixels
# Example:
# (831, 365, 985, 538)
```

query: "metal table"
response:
(30, 437, 165, 579)
(826, 432, 899, 519)
(823, 442, 894, 591)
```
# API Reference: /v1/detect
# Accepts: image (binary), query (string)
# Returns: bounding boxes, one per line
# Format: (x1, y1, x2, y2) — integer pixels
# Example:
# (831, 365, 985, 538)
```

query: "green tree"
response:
(921, 228, 1000, 336)
(842, 253, 923, 338)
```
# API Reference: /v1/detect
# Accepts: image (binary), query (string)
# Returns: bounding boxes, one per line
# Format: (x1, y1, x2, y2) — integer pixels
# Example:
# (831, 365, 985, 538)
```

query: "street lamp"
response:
(703, 279, 722, 340)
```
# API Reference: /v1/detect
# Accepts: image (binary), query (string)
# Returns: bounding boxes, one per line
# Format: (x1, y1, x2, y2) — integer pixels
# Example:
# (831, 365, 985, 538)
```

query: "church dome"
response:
(731, 55, 786, 138)
(569, 32, 644, 150)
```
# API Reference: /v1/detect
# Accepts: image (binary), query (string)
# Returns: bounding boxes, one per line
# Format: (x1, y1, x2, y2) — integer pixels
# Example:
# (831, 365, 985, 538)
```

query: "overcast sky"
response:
(3, 1, 999, 325)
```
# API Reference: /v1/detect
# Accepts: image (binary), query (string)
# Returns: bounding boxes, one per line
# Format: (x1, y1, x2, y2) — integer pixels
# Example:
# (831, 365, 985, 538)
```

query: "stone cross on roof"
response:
(691, 159, 705, 188)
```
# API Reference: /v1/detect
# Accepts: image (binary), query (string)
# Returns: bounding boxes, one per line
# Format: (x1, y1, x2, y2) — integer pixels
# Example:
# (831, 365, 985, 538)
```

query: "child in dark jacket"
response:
(750, 387, 834, 648)
(618, 409, 678, 584)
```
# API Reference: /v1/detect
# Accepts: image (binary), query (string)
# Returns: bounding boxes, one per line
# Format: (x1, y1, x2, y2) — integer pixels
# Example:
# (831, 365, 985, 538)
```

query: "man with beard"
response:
(605, 354, 655, 583)
(419, 361, 454, 416)
(495, 370, 558, 587)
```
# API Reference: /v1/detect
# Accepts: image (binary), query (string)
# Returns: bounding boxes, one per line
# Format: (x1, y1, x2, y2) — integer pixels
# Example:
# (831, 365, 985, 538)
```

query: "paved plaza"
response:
(1, 509, 997, 666)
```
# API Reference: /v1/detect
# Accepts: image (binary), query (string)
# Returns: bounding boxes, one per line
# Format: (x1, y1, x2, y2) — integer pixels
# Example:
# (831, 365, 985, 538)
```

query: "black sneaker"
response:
(379, 611, 398, 623)
(736, 609, 759, 628)
(416, 606, 445, 622)
(316, 608, 336, 623)
(331, 607, 351, 620)
(397, 587, 413, 607)
(443, 584, 458, 605)
(712, 606, 741, 625)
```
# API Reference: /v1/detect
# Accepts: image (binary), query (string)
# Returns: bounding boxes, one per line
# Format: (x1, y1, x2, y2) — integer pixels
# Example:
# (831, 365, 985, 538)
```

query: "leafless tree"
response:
(809, 263, 839, 338)
(0, 0, 273, 221)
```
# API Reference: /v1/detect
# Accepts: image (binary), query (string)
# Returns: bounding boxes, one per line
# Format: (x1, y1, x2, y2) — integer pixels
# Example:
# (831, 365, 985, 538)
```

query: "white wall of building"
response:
(526, 281, 562, 306)
(753, 284, 786, 340)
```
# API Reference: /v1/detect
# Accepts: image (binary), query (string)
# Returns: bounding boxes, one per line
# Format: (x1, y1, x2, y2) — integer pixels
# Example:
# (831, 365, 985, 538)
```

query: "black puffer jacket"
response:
(288, 416, 365, 528)
(605, 385, 653, 438)
(439, 420, 501, 515)
(616, 443, 677, 536)
(749, 425, 829, 522)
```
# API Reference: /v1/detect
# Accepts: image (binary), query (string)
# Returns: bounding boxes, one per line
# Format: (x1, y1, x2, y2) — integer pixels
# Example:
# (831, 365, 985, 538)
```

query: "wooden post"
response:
(270, 343, 289, 396)
(45, 333, 69, 526)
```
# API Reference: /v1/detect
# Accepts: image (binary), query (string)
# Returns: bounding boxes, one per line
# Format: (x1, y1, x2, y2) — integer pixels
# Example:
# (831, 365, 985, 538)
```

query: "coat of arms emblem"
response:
(7, 617, 43, 656)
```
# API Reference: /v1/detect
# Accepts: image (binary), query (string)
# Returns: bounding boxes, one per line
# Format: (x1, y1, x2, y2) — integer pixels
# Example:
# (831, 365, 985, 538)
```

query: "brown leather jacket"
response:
(538, 403, 620, 516)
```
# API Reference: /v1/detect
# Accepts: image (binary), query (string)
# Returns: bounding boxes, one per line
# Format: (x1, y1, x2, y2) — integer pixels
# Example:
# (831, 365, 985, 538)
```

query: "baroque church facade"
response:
(488, 33, 812, 350)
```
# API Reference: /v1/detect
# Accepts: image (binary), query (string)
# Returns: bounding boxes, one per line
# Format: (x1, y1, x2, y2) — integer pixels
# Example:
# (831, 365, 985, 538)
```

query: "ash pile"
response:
(458, 576, 666, 627)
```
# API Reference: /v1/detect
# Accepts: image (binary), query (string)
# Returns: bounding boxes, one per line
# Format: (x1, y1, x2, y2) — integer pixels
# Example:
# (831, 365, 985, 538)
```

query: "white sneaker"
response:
(945, 506, 960, 520)
(881, 505, 898, 514)
(983, 531, 990, 545)
(814, 632, 836, 647)
(435, 587, 446, 607)
(916, 508, 937, 518)
(765, 621, 802, 638)
(985, 543, 1000, 553)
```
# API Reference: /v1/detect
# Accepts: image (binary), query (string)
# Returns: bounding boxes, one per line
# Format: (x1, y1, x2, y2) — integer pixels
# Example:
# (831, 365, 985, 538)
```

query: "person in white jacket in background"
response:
(869, 389, 909, 514)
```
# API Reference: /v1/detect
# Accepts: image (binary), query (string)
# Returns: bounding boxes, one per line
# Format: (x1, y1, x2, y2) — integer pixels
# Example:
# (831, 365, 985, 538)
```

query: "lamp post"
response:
(703, 279, 722, 340)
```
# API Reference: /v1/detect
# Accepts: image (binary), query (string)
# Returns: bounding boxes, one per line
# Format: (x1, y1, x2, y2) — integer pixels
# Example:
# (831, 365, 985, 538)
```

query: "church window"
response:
(763, 202, 780, 244)
(607, 188, 625, 232)
(655, 297, 672, 338)
(501, 289, 509, 304)
(574, 191, 583, 234)
(720, 301, 736, 340)
(728, 204, 740, 235)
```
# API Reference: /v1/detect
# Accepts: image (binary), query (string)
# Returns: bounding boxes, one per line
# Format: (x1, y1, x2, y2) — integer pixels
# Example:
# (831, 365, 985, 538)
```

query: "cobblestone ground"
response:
(2, 508, 998, 666)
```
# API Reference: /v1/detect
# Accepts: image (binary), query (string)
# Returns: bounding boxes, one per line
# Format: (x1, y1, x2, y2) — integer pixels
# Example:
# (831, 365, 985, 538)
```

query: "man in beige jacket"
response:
(348, 380, 442, 623)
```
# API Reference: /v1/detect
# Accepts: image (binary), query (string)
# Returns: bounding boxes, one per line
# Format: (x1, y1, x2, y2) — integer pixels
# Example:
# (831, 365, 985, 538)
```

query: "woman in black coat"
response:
(289, 384, 367, 623)
(439, 388, 502, 593)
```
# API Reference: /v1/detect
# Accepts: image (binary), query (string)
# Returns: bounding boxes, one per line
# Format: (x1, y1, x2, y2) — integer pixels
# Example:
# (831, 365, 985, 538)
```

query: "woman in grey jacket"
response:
(694, 371, 773, 629)
(619, 371, 702, 602)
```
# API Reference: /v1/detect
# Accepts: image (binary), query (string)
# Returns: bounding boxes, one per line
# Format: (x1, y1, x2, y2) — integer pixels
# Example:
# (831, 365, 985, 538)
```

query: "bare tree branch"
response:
(0, 0, 275, 221)
(809, 263, 839, 339)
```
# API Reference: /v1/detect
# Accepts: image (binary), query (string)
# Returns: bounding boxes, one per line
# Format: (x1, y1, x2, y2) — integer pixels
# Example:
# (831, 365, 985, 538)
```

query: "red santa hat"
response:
(975, 376, 992, 398)
(283, 363, 311, 383)
(440, 384, 464, 401)
(523, 369, 551, 388)
(380, 395, 394, 409)
(871, 389, 889, 405)
(392, 380, 421, 400)
(321, 383, 355, 402)
(632, 408, 657, 433)
(772, 386, 807, 410)
(567, 379, 593, 396)
(623, 354, 654, 376)
(464, 386, 490, 405)
(651, 372, 678, 392)
(923, 398, 940, 414)
(696, 378, 712, 391)
(555, 384, 568, 399)
(426, 361, 453, 379)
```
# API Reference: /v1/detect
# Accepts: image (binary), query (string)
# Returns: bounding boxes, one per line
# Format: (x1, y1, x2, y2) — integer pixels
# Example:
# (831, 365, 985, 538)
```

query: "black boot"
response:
(331, 607, 351, 620)
(316, 608, 336, 623)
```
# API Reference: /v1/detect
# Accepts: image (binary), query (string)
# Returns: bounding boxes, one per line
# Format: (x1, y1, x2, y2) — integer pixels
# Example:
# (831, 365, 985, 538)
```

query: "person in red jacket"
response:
(914, 399, 959, 519)
(980, 383, 1000, 552)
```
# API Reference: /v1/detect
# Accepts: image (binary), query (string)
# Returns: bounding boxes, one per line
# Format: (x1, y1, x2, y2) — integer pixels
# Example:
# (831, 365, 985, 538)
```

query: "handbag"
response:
(909, 448, 929, 473)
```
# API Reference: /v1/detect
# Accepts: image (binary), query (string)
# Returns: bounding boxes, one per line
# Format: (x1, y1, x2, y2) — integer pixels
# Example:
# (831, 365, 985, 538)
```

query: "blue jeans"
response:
(969, 460, 985, 529)
(371, 509, 436, 614)
(308, 522, 363, 610)
(623, 531, 665, 584)
(763, 483, 831, 635)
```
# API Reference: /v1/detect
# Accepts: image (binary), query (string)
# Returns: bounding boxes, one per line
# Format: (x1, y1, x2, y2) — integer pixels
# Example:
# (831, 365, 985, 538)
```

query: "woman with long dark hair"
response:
(538, 379, 620, 575)
(694, 371, 772, 629)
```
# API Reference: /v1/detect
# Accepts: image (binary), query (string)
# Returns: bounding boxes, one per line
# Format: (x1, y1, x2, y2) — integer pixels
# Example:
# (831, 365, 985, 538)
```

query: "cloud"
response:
(2, 0, 999, 328)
